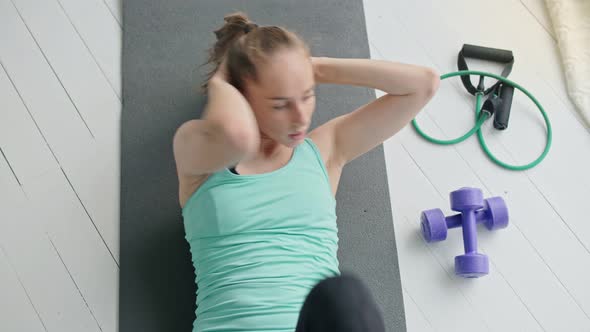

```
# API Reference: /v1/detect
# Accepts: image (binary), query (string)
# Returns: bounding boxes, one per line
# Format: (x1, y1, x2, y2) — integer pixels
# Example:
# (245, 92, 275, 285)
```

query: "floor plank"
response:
(101, 0, 121, 27)
(401, 288, 435, 332)
(11, 0, 120, 142)
(0, 247, 46, 332)
(0, 153, 102, 332)
(20, 166, 119, 332)
(0, 0, 119, 262)
(0, 64, 59, 181)
(57, 0, 122, 99)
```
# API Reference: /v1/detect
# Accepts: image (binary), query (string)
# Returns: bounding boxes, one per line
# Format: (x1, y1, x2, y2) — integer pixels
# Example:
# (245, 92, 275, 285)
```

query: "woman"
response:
(173, 11, 439, 332)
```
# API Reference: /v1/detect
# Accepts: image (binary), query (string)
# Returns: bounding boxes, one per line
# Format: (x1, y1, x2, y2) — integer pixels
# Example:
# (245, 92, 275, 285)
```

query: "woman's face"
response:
(243, 48, 316, 147)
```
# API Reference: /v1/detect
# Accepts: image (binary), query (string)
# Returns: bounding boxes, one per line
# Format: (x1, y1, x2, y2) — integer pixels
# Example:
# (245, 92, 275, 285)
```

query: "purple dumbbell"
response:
(420, 187, 509, 278)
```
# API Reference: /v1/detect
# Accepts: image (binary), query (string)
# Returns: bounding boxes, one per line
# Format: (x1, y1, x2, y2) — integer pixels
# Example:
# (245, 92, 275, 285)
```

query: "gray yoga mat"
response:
(120, 1, 406, 331)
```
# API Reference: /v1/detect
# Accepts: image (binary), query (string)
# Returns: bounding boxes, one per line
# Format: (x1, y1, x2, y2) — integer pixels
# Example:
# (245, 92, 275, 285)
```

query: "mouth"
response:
(289, 131, 306, 139)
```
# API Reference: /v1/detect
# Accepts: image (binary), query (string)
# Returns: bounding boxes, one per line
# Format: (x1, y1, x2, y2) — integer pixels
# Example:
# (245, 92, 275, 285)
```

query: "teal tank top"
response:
(181, 137, 340, 332)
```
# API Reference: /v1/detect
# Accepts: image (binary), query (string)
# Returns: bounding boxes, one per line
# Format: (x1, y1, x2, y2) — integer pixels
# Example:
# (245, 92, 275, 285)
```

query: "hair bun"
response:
(243, 22, 258, 34)
(214, 12, 258, 40)
(224, 12, 249, 24)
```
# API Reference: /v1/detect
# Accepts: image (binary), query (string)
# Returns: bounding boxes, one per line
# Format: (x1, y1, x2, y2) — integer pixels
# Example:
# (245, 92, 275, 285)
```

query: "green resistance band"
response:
(411, 70, 552, 171)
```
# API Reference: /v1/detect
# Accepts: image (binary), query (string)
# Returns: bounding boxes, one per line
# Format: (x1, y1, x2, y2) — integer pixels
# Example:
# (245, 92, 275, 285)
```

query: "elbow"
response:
(424, 69, 441, 97)
(410, 69, 440, 117)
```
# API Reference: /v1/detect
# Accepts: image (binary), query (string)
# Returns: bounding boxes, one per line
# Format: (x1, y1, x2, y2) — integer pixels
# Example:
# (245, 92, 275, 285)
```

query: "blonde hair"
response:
(200, 11, 310, 94)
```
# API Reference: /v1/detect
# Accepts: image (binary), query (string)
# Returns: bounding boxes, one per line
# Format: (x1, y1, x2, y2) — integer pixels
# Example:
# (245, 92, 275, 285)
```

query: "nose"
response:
(291, 101, 308, 126)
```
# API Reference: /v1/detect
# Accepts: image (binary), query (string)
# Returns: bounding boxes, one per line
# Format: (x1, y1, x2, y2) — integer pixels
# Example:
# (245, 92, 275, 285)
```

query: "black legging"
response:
(295, 271, 386, 332)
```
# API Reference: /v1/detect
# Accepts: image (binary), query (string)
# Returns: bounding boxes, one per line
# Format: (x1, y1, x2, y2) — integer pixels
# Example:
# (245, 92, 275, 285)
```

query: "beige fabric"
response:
(545, 0, 590, 127)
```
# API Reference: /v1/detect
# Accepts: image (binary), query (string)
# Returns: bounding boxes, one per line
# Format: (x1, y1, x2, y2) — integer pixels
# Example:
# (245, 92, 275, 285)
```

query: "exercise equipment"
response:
(412, 44, 552, 171)
(420, 187, 509, 278)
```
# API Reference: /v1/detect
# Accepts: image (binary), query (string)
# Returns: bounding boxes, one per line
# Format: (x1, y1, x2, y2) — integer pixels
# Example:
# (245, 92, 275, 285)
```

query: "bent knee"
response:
(309, 272, 374, 308)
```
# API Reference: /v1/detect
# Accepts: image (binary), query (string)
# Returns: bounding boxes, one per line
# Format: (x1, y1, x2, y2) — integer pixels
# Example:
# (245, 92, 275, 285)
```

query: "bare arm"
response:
(173, 61, 261, 177)
(312, 56, 438, 96)
(309, 57, 439, 166)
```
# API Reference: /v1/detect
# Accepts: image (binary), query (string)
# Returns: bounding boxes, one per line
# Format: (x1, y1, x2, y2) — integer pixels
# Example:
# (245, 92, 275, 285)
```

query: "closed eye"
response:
(272, 95, 315, 110)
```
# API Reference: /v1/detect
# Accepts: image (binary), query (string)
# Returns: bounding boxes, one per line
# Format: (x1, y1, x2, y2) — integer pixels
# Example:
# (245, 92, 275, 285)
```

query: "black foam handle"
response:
(462, 44, 514, 63)
(494, 84, 514, 130)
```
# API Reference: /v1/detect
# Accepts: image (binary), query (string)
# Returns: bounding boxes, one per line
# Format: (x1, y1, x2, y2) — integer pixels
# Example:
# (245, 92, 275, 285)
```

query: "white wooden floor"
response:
(1, 0, 589, 331)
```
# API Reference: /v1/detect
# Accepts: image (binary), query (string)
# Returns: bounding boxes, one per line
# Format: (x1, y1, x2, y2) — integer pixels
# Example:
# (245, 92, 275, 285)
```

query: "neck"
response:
(238, 134, 288, 167)
(258, 137, 285, 158)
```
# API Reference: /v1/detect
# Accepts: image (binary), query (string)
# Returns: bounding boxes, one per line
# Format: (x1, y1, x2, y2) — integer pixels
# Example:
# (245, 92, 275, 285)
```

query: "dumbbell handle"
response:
(462, 210, 478, 254)
(445, 209, 487, 229)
